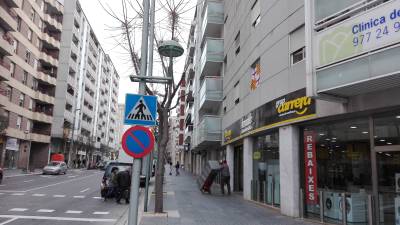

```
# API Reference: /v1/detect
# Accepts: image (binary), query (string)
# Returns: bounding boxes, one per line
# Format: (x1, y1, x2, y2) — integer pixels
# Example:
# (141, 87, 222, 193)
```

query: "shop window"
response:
(374, 111, 400, 146)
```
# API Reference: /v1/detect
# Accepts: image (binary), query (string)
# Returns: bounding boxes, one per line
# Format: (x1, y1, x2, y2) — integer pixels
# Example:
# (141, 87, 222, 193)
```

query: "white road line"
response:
(93, 212, 109, 215)
(0, 217, 18, 225)
(32, 194, 46, 197)
(0, 193, 4, 195)
(37, 209, 55, 213)
(23, 179, 34, 183)
(68, 176, 77, 178)
(0, 190, 25, 193)
(0, 185, 5, 187)
(53, 195, 66, 198)
(79, 188, 90, 193)
(92, 197, 102, 199)
(9, 208, 28, 212)
(0, 215, 116, 223)
(73, 195, 85, 198)
(11, 193, 25, 196)
(65, 210, 82, 214)
(24, 173, 100, 192)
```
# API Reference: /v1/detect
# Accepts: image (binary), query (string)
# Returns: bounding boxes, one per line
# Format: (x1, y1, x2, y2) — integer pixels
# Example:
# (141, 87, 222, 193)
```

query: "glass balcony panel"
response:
(201, 1, 224, 40)
(199, 77, 222, 113)
(198, 116, 222, 145)
(200, 38, 223, 79)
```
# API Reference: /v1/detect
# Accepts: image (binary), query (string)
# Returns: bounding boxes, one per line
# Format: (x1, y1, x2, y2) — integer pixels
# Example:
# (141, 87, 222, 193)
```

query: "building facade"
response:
(50, 0, 119, 167)
(182, 0, 400, 224)
(0, 0, 63, 170)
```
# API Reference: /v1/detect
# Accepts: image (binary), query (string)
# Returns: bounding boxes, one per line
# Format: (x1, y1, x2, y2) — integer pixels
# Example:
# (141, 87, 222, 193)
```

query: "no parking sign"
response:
(121, 126, 155, 159)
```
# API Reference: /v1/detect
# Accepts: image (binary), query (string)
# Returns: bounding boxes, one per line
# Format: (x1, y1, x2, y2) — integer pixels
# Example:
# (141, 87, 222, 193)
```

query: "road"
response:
(0, 169, 128, 225)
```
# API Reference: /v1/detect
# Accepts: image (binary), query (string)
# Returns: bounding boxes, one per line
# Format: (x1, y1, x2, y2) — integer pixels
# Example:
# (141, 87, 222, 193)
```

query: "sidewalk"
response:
(140, 169, 318, 225)
(3, 169, 41, 178)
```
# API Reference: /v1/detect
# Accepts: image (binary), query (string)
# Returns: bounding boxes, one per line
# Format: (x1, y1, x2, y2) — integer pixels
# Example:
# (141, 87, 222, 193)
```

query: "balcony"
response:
(32, 111, 52, 124)
(186, 63, 194, 80)
(43, 14, 62, 31)
(0, 32, 14, 56)
(67, 74, 76, 87)
(44, 0, 63, 14)
(35, 91, 55, 104)
(64, 109, 74, 124)
(200, 38, 223, 79)
(199, 77, 222, 113)
(185, 84, 193, 103)
(31, 133, 51, 143)
(197, 116, 222, 147)
(187, 37, 195, 57)
(5, 0, 18, 8)
(201, 1, 224, 41)
(185, 103, 192, 124)
(40, 50, 59, 67)
(37, 70, 57, 86)
(66, 91, 74, 105)
(80, 120, 91, 132)
(42, 32, 60, 49)
(0, 6, 17, 31)
(0, 59, 11, 81)
(184, 125, 193, 143)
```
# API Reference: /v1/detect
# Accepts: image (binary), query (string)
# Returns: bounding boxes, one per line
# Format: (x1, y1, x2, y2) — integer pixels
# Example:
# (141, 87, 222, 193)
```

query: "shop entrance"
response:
(233, 145, 243, 192)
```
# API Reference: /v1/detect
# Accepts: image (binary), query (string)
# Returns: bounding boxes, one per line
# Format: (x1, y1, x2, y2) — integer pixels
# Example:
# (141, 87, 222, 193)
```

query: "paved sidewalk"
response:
(3, 169, 41, 178)
(140, 169, 318, 225)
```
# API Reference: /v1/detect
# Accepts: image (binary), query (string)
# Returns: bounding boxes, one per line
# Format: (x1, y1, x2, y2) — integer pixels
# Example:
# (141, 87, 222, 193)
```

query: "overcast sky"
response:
(79, 0, 196, 105)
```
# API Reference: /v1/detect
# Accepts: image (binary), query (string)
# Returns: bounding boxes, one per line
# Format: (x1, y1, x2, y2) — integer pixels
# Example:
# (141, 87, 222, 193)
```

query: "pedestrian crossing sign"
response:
(124, 94, 157, 126)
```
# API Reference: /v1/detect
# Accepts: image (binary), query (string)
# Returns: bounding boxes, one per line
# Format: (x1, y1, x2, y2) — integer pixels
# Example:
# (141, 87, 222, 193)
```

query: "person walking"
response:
(220, 160, 231, 195)
(175, 161, 180, 176)
(116, 168, 131, 204)
(105, 167, 119, 201)
(77, 159, 81, 169)
(169, 161, 173, 175)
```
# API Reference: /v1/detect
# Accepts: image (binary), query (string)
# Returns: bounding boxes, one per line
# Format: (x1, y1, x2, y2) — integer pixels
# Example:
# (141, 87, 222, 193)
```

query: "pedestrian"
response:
(105, 167, 119, 201)
(77, 159, 81, 169)
(116, 167, 131, 204)
(175, 161, 180, 176)
(82, 159, 86, 168)
(73, 159, 76, 168)
(169, 161, 173, 175)
(220, 160, 231, 195)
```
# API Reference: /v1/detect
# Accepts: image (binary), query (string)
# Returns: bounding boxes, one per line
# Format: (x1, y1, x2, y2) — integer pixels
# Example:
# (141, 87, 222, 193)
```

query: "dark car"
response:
(0, 167, 3, 184)
(100, 162, 147, 198)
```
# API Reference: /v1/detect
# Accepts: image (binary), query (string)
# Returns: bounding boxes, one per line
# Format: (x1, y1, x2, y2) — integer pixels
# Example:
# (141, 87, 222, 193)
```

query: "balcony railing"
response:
(197, 115, 222, 145)
(0, 6, 17, 31)
(199, 77, 223, 113)
(201, 0, 224, 41)
(0, 32, 14, 56)
(200, 38, 223, 79)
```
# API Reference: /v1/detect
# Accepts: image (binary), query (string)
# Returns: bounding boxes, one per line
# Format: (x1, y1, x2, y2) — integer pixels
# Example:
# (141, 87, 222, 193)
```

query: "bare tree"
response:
(100, 0, 193, 213)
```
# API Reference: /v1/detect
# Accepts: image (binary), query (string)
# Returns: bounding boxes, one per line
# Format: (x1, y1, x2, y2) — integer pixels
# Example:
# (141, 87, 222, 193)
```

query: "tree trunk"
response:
(154, 109, 169, 213)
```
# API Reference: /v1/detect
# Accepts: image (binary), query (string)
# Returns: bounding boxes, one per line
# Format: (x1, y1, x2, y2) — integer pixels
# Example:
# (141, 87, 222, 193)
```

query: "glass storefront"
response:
(302, 110, 400, 225)
(252, 132, 280, 207)
(303, 118, 372, 224)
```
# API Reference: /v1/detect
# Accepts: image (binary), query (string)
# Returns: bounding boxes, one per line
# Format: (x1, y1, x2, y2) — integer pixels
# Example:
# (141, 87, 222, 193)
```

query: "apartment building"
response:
(0, 0, 63, 170)
(50, 0, 119, 167)
(166, 116, 180, 165)
(181, 0, 400, 224)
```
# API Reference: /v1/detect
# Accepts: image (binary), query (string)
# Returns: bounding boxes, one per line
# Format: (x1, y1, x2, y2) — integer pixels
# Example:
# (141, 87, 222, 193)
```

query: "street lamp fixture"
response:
(158, 40, 184, 57)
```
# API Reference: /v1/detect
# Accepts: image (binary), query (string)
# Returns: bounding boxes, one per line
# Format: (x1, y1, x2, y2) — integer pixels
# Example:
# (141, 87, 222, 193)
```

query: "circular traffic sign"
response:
(122, 126, 155, 158)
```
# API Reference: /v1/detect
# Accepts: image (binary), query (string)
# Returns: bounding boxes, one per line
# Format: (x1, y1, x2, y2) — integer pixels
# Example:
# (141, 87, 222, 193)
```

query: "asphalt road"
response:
(0, 169, 128, 225)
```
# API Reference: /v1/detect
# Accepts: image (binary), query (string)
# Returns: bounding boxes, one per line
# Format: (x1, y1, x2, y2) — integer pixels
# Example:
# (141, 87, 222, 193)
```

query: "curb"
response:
(4, 172, 42, 178)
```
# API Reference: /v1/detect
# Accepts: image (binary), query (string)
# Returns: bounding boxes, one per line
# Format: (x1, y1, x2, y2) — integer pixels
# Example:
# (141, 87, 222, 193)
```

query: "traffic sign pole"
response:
(128, 0, 149, 224)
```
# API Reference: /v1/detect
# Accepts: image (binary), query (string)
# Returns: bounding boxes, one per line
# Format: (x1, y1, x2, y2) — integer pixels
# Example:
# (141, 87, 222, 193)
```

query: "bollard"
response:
(256, 180, 260, 202)
(263, 181, 267, 204)
(342, 193, 347, 225)
(299, 188, 304, 219)
(319, 190, 324, 223)
(367, 195, 374, 225)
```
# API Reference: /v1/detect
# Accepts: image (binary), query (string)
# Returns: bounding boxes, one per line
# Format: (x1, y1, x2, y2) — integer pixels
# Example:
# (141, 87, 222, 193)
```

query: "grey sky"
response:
(79, 0, 196, 104)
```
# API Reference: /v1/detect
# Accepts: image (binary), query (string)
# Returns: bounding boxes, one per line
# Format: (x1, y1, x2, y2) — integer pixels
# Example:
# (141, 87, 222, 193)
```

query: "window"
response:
(234, 80, 240, 105)
(28, 29, 32, 41)
(23, 71, 28, 85)
(25, 50, 31, 63)
(30, 8, 35, 22)
(234, 31, 240, 55)
(224, 15, 228, 24)
(10, 62, 15, 77)
(13, 40, 18, 53)
(6, 86, 12, 101)
(28, 99, 32, 110)
(17, 17, 21, 31)
(26, 120, 31, 132)
(38, 19, 43, 30)
(251, 0, 261, 27)
(291, 47, 305, 64)
(16, 116, 22, 130)
(19, 94, 25, 107)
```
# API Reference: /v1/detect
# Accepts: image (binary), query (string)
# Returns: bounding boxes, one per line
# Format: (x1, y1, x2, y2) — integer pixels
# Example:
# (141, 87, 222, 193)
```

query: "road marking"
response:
(0, 185, 5, 187)
(73, 195, 85, 198)
(23, 179, 34, 183)
(0, 190, 25, 193)
(92, 197, 102, 199)
(53, 195, 66, 198)
(68, 176, 77, 178)
(80, 188, 90, 193)
(11, 193, 25, 196)
(32, 194, 46, 197)
(37, 209, 55, 213)
(0, 217, 18, 225)
(166, 210, 180, 218)
(93, 212, 109, 215)
(0, 215, 116, 223)
(65, 210, 82, 214)
(9, 208, 28, 212)
(24, 173, 101, 192)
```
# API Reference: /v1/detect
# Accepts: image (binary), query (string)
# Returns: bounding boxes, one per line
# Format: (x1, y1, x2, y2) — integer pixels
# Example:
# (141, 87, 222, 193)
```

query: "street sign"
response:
(122, 126, 155, 159)
(124, 94, 157, 126)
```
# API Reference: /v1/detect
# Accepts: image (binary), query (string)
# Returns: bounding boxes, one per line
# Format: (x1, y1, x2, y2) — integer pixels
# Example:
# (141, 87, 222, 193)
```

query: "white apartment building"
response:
(51, 0, 119, 166)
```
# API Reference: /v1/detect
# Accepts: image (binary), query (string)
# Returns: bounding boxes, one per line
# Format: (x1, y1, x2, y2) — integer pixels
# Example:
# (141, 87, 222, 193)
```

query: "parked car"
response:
(100, 162, 146, 198)
(0, 167, 3, 184)
(42, 161, 68, 175)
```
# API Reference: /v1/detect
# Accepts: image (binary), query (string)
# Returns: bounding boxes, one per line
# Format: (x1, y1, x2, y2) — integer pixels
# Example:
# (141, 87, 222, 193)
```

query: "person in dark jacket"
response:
(175, 161, 180, 176)
(116, 168, 131, 204)
(220, 160, 231, 195)
(105, 167, 119, 200)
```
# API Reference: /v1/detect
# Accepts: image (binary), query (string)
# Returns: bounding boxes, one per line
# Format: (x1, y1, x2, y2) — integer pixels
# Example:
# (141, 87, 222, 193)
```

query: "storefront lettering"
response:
(304, 131, 318, 204)
(276, 96, 312, 117)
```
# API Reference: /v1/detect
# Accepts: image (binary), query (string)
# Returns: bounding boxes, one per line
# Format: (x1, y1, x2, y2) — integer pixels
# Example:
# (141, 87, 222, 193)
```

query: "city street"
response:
(0, 169, 128, 225)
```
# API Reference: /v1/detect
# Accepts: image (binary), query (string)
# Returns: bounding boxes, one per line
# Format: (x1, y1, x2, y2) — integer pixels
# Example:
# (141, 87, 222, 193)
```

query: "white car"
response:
(42, 161, 67, 175)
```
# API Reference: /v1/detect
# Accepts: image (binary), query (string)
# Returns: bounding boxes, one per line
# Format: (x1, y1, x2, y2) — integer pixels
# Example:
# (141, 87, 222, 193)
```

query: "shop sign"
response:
(223, 88, 316, 143)
(253, 151, 261, 160)
(6, 138, 19, 151)
(304, 131, 318, 204)
(315, 0, 400, 67)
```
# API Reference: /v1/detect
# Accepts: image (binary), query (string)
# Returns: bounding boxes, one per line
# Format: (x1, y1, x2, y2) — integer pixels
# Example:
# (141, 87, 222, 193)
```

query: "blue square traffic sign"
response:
(124, 94, 157, 126)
